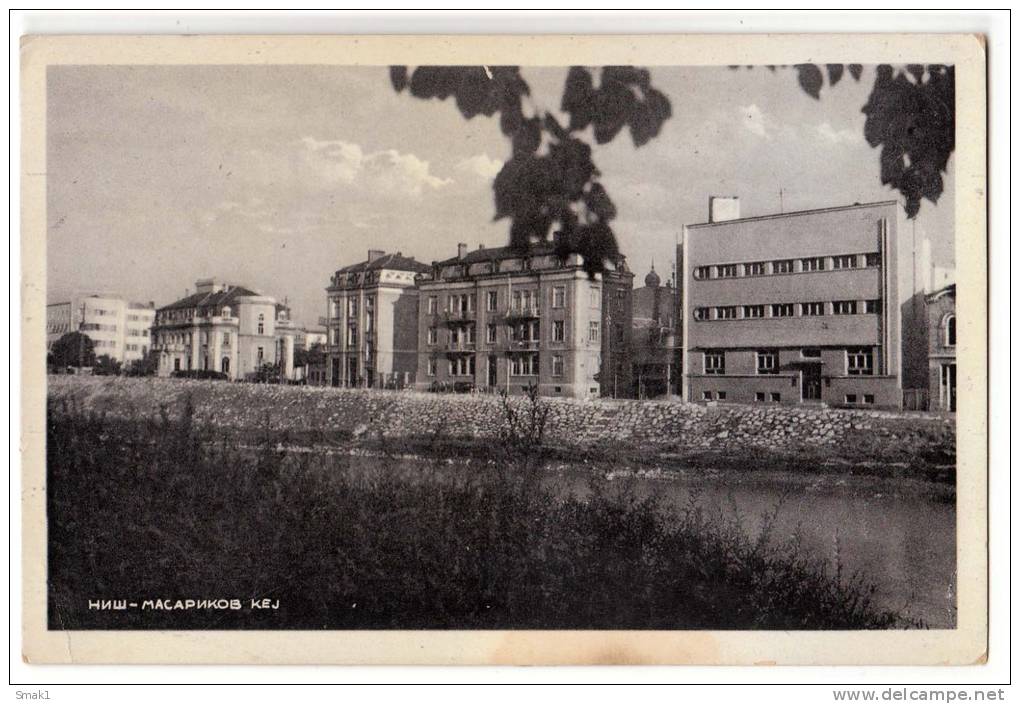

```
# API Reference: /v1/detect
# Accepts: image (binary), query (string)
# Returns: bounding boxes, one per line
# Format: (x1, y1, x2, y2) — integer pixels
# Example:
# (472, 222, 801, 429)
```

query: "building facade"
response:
(682, 198, 924, 409)
(631, 264, 681, 398)
(414, 241, 633, 399)
(325, 250, 429, 388)
(46, 295, 155, 363)
(926, 283, 956, 412)
(151, 279, 296, 380)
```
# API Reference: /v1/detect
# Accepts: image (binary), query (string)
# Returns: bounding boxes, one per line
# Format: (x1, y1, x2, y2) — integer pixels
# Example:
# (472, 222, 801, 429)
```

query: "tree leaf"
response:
(848, 64, 863, 81)
(389, 66, 408, 93)
(795, 64, 824, 99)
(826, 64, 844, 86)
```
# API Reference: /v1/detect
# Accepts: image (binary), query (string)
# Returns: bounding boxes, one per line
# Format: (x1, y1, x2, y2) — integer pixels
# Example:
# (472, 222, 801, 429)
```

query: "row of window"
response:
(703, 348, 874, 376)
(425, 320, 601, 346)
(424, 285, 602, 316)
(693, 252, 881, 281)
(158, 331, 233, 347)
(426, 352, 566, 378)
(693, 299, 881, 321)
(700, 390, 877, 405)
(81, 323, 118, 332)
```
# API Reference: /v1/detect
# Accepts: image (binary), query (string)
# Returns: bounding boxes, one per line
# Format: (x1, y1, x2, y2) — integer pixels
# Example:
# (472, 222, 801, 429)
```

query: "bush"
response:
(170, 369, 228, 381)
(45, 395, 914, 631)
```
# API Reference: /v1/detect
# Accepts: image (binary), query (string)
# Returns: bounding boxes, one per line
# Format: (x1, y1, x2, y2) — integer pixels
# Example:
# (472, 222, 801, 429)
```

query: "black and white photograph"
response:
(19, 32, 989, 667)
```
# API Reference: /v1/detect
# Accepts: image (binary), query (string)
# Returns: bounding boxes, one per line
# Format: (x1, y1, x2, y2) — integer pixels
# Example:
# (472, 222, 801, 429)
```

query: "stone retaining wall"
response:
(48, 376, 956, 460)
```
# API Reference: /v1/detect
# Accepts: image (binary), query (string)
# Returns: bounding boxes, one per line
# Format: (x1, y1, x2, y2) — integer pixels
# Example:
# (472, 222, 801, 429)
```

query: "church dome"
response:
(644, 264, 661, 288)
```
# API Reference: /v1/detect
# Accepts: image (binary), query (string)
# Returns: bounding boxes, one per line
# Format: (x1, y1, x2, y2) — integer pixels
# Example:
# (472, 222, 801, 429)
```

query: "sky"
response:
(47, 65, 955, 328)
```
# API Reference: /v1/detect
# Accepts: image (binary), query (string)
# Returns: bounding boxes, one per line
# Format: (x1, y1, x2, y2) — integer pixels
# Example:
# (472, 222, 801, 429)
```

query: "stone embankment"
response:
(48, 377, 955, 465)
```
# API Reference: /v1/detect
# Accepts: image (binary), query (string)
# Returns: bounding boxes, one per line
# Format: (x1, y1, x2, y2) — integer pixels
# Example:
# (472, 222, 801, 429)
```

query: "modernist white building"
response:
(151, 279, 296, 380)
(46, 294, 155, 363)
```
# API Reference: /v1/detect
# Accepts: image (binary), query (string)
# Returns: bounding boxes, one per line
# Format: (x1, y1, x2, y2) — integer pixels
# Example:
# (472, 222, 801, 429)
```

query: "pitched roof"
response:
(158, 285, 260, 312)
(337, 252, 430, 275)
(435, 243, 559, 267)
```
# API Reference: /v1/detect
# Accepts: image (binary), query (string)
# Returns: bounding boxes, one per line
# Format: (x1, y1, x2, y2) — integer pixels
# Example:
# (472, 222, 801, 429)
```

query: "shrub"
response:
(170, 369, 228, 381)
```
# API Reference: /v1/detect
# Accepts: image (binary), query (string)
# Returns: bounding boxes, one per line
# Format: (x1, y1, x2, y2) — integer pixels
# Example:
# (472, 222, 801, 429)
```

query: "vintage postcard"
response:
(20, 34, 987, 665)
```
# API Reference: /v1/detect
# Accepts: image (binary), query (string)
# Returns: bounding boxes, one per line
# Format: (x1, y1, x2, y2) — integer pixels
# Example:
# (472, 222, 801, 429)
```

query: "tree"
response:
(125, 350, 158, 377)
(390, 65, 672, 276)
(50, 332, 95, 368)
(92, 354, 122, 376)
(735, 63, 955, 219)
(293, 342, 326, 370)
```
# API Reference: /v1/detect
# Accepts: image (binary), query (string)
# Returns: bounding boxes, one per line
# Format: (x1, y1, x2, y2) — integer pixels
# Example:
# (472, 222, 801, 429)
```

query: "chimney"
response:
(709, 196, 741, 223)
(457, 243, 468, 259)
(367, 249, 384, 263)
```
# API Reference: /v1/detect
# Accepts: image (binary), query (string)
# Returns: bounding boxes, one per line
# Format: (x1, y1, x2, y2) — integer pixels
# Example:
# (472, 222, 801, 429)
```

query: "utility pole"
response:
(779, 187, 785, 214)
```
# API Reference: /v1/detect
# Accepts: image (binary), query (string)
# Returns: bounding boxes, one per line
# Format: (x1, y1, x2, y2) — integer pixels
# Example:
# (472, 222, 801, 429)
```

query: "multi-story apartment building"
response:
(415, 241, 633, 399)
(46, 294, 155, 363)
(325, 250, 429, 388)
(151, 279, 296, 380)
(681, 198, 926, 409)
(926, 283, 956, 412)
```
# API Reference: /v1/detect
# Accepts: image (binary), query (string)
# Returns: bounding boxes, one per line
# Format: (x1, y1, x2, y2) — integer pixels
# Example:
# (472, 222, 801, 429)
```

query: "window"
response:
(588, 321, 600, 342)
(945, 315, 956, 346)
(770, 303, 794, 317)
(755, 392, 765, 402)
(744, 262, 766, 276)
(486, 324, 497, 344)
(756, 349, 778, 375)
(704, 350, 725, 375)
(833, 300, 858, 315)
(552, 355, 564, 377)
(590, 286, 601, 308)
(222, 332, 231, 347)
(257, 346, 264, 364)
(846, 348, 874, 375)
(427, 327, 437, 345)
(863, 394, 875, 405)
(257, 313, 265, 335)
(770, 392, 781, 402)
(801, 348, 821, 358)
(865, 252, 881, 267)
(702, 391, 714, 401)
(833, 254, 858, 270)
(801, 302, 825, 316)
(801, 257, 826, 272)
(773, 259, 794, 274)
(347, 325, 358, 346)
(552, 287, 565, 308)
(552, 320, 565, 342)
(743, 304, 765, 319)
(348, 298, 358, 316)
(427, 296, 438, 314)
(716, 306, 738, 320)
(865, 299, 882, 314)
(717, 391, 727, 400)
(693, 307, 710, 321)
(716, 264, 738, 278)
(844, 394, 857, 404)
(174, 358, 181, 372)
(694, 266, 712, 280)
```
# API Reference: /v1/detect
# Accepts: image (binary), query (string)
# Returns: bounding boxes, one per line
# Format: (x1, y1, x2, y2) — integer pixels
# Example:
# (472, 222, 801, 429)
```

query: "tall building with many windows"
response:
(325, 250, 429, 388)
(151, 279, 296, 380)
(46, 294, 155, 363)
(414, 241, 633, 399)
(681, 198, 925, 409)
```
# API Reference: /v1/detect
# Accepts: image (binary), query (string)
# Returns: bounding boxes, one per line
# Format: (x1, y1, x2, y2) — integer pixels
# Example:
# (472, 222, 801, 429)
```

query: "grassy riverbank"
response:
(47, 395, 918, 630)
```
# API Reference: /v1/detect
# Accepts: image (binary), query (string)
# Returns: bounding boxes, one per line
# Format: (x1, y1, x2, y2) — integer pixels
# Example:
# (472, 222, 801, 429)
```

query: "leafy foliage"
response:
(92, 354, 122, 376)
(125, 350, 158, 377)
(49, 331, 95, 368)
(391, 65, 672, 276)
(737, 63, 955, 218)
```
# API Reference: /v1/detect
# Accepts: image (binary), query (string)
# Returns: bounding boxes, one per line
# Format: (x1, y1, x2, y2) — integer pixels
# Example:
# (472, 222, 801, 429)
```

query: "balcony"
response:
(442, 309, 476, 325)
(502, 305, 541, 321)
(507, 339, 540, 351)
(444, 340, 477, 354)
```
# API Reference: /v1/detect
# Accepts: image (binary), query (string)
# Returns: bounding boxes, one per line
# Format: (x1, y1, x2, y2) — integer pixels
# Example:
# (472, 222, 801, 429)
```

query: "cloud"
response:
(299, 136, 451, 196)
(738, 104, 769, 138)
(815, 122, 860, 145)
(456, 153, 504, 181)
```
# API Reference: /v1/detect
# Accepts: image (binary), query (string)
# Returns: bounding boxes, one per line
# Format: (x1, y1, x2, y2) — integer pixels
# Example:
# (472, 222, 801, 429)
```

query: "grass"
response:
(47, 392, 918, 630)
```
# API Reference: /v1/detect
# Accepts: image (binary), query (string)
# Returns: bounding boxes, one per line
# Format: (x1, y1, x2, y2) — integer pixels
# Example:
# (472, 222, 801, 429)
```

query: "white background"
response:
(6, 7, 1012, 697)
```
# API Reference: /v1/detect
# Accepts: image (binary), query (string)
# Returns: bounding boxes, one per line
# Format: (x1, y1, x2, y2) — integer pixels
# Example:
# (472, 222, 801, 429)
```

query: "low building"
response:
(681, 198, 927, 409)
(631, 264, 680, 398)
(926, 283, 956, 412)
(414, 240, 633, 399)
(46, 294, 155, 363)
(325, 250, 430, 388)
(151, 279, 296, 380)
